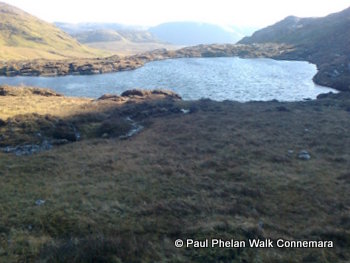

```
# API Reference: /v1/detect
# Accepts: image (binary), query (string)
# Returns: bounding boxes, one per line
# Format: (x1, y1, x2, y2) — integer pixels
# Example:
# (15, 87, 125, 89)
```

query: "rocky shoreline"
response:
(1, 85, 349, 156)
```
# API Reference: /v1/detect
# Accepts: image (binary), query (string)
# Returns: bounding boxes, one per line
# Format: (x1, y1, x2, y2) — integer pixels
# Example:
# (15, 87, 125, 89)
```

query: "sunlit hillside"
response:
(0, 2, 109, 60)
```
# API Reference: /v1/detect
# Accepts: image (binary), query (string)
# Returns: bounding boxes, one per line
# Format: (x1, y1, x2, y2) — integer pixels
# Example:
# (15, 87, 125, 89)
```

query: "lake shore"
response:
(1, 43, 349, 92)
(0, 43, 350, 94)
(0, 57, 335, 101)
(0, 86, 349, 262)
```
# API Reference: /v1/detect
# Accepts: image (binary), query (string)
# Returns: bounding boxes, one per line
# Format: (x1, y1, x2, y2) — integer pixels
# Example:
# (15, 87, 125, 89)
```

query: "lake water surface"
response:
(0, 57, 337, 101)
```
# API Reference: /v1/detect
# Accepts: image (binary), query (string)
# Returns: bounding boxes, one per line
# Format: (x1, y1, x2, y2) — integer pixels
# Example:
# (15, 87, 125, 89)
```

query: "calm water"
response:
(0, 57, 337, 101)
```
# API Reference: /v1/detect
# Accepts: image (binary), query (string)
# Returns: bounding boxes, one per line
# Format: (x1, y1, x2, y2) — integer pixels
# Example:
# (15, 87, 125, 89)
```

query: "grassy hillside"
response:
(0, 2, 109, 60)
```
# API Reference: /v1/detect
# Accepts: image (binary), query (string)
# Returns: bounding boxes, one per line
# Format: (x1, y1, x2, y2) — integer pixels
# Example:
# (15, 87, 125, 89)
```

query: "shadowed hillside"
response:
(0, 2, 108, 60)
(239, 7, 350, 91)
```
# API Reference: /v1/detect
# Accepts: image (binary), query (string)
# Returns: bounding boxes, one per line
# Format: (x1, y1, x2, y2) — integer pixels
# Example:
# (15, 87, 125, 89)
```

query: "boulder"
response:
(121, 89, 149, 97)
(121, 89, 181, 100)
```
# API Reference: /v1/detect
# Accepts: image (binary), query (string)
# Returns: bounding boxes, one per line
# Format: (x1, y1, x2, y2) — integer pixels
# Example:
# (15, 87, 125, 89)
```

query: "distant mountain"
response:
(73, 29, 159, 44)
(55, 23, 177, 56)
(54, 22, 145, 35)
(0, 2, 107, 60)
(239, 7, 350, 91)
(73, 30, 122, 43)
(149, 22, 243, 45)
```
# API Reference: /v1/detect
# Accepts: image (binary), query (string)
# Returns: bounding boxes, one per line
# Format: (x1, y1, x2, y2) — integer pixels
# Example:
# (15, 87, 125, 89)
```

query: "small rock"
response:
(298, 150, 311, 160)
(317, 92, 334, 100)
(276, 106, 289, 112)
(35, 199, 45, 206)
(181, 109, 190, 114)
(287, 150, 294, 155)
(101, 133, 109, 138)
(98, 94, 122, 101)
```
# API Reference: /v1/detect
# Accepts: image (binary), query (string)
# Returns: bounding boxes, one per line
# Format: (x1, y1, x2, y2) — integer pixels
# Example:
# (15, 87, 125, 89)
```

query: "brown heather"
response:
(0, 87, 349, 262)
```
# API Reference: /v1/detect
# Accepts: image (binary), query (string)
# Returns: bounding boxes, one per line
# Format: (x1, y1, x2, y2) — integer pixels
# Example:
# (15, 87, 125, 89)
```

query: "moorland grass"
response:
(0, 89, 349, 262)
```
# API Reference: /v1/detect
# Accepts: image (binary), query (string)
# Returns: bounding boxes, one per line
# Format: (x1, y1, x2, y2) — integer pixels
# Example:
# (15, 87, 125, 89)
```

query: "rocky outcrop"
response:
(121, 89, 182, 100)
(98, 89, 182, 102)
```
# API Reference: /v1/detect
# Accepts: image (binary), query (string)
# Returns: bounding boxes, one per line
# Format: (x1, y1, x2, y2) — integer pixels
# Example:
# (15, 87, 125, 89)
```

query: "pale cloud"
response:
(3, 0, 350, 27)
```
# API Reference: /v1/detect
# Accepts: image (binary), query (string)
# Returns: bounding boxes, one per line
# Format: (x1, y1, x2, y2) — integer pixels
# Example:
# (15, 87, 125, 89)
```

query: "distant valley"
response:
(0, 1, 256, 59)
(54, 21, 255, 55)
(148, 22, 252, 45)
(55, 22, 179, 55)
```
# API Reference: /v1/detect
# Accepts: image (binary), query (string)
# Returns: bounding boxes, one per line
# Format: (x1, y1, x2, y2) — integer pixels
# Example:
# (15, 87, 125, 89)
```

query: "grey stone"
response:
(298, 150, 311, 160)
(35, 199, 45, 206)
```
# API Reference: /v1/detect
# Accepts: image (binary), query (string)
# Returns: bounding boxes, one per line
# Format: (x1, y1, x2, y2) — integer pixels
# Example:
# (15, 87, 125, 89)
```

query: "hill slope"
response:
(73, 29, 161, 44)
(149, 22, 242, 45)
(239, 8, 350, 56)
(239, 7, 350, 91)
(0, 2, 107, 60)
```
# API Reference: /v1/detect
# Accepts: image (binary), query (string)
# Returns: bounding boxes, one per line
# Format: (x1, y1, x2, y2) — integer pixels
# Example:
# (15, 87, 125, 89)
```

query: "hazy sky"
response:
(3, 0, 350, 27)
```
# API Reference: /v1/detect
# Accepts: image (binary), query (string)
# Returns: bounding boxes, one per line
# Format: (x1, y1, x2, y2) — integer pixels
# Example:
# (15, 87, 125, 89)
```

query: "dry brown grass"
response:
(0, 89, 349, 262)
(0, 95, 91, 120)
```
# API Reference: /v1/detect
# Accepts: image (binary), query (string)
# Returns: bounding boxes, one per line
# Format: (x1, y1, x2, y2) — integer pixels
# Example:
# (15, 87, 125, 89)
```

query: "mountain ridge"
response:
(0, 2, 108, 60)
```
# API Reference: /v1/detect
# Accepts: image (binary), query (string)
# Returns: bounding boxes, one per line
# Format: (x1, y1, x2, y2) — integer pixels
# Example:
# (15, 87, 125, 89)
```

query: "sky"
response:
(2, 0, 350, 27)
